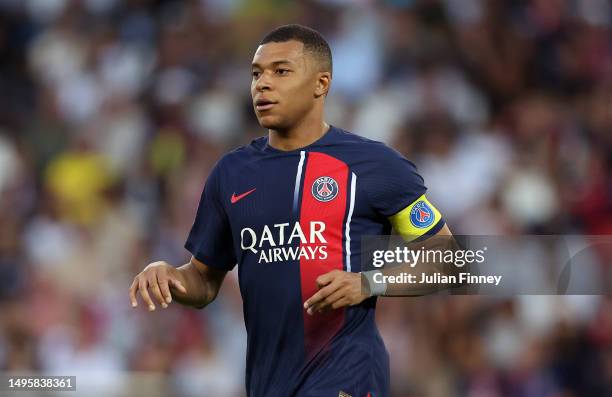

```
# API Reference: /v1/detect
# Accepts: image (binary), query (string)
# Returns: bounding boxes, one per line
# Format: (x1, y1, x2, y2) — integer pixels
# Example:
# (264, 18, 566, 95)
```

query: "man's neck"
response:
(268, 120, 330, 151)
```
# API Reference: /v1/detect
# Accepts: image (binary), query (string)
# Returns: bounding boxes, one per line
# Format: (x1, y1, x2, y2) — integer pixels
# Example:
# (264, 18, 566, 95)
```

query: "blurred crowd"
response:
(0, 0, 611, 396)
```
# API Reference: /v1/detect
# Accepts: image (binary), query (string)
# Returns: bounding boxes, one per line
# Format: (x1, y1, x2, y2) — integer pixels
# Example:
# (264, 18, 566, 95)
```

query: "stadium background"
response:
(0, 0, 611, 396)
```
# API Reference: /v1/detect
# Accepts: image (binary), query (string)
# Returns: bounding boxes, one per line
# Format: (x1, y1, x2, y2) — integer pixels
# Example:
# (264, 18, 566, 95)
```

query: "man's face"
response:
(251, 40, 319, 130)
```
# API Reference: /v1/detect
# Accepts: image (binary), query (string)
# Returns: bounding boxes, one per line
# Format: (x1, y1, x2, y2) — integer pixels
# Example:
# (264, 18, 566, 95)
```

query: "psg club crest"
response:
(410, 201, 435, 228)
(311, 176, 339, 202)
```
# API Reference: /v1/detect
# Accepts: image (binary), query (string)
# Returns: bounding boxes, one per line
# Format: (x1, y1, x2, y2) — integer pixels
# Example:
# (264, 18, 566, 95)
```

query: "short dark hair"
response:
(260, 24, 332, 75)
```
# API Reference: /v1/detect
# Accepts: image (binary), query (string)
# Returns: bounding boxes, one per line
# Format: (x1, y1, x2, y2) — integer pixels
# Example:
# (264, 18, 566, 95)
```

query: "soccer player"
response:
(129, 24, 453, 397)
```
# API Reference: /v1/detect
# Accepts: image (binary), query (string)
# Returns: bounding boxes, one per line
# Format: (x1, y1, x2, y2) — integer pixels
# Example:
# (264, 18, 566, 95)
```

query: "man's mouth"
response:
(255, 99, 277, 111)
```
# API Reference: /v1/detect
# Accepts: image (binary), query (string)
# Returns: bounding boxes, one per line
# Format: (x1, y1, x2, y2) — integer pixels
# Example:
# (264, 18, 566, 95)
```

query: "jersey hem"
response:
(184, 241, 235, 271)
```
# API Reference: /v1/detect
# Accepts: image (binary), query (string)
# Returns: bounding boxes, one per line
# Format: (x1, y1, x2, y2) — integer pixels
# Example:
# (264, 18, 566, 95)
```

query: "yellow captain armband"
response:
(388, 194, 443, 242)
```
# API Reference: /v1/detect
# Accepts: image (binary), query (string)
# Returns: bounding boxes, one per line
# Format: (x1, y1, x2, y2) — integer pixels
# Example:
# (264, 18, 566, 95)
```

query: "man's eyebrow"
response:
(251, 59, 295, 68)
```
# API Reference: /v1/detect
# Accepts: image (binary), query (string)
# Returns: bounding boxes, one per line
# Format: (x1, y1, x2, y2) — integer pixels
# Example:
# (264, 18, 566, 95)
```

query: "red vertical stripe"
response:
(299, 152, 348, 360)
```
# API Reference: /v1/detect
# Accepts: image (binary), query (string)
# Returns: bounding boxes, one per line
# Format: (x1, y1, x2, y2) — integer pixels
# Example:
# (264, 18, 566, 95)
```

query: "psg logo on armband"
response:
(311, 176, 339, 202)
(410, 200, 435, 228)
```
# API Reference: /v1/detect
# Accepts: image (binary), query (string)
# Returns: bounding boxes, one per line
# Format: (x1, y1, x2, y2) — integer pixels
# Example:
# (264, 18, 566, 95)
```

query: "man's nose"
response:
(255, 71, 272, 91)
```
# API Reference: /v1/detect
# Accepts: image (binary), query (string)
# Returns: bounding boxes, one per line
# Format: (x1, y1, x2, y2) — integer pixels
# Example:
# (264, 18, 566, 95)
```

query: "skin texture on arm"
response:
(172, 257, 228, 308)
(129, 256, 227, 311)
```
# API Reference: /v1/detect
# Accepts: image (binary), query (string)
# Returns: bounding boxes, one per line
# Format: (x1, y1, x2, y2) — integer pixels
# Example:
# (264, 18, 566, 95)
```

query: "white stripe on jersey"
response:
(345, 172, 356, 272)
(293, 150, 306, 213)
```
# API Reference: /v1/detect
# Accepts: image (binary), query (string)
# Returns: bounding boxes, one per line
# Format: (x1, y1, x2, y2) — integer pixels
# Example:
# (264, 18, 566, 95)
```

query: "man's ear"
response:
(314, 71, 331, 98)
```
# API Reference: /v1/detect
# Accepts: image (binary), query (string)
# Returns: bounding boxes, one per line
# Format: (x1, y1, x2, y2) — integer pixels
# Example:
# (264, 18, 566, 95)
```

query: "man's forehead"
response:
(252, 40, 305, 66)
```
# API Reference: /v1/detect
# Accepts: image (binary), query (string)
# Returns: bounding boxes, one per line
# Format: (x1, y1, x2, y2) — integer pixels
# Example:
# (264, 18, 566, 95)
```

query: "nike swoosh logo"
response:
(231, 188, 256, 204)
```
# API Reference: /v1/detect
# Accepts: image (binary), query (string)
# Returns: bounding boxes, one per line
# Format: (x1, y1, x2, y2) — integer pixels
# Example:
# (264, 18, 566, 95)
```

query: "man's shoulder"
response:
(332, 126, 382, 146)
(332, 127, 407, 162)
(214, 136, 266, 169)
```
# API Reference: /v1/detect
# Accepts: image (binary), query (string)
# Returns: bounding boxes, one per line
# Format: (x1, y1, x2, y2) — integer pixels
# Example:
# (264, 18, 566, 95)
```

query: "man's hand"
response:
(303, 270, 368, 315)
(129, 261, 187, 311)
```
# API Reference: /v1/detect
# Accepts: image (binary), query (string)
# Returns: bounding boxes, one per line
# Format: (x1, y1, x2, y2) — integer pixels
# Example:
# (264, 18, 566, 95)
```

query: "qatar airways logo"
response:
(240, 221, 328, 264)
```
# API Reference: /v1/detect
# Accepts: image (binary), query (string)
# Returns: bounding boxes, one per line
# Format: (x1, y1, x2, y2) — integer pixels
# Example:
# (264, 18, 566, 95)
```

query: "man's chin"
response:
(257, 115, 285, 129)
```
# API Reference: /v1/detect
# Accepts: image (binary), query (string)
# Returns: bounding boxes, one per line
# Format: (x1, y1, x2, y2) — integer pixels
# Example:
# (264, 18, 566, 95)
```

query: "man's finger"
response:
(157, 274, 172, 305)
(169, 278, 187, 294)
(315, 271, 336, 288)
(310, 288, 345, 314)
(330, 297, 350, 310)
(304, 282, 341, 313)
(129, 278, 139, 307)
(147, 273, 167, 308)
(138, 278, 155, 311)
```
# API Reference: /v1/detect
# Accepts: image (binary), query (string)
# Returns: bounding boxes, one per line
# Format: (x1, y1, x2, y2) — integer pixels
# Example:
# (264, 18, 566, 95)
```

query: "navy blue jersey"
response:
(185, 126, 445, 397)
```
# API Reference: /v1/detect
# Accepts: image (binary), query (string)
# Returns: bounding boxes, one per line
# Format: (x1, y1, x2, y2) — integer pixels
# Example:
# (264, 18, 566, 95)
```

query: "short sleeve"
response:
(361, 145, 445, 241)
(184, 162, 237, 271)
(361, 145, 428, 217)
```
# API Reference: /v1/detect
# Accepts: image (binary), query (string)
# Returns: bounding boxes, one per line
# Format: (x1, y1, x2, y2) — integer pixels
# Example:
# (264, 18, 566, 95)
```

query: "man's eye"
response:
(276, 69, 289, 75)
(252, 71, 260, 78)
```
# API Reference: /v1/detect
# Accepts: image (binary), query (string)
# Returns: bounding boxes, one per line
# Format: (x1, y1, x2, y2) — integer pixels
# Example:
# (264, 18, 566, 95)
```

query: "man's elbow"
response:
(190, 258, 227, 309)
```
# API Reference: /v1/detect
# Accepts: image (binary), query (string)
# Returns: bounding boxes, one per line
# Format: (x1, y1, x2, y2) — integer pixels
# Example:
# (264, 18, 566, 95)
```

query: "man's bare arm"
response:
(129, 256, 228, 311)
(173, 257, 228, 308)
